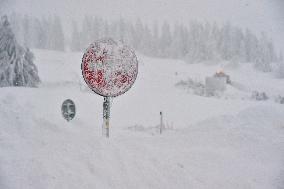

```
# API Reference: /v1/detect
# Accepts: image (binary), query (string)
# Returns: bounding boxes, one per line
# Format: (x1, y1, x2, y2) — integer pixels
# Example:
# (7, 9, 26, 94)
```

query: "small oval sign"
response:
(61, 99, 76, 121)
(81, 38, 138, 97)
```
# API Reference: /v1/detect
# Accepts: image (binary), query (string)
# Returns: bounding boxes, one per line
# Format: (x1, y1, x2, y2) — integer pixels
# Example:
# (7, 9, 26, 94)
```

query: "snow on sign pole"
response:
(81, 38, 138, 137)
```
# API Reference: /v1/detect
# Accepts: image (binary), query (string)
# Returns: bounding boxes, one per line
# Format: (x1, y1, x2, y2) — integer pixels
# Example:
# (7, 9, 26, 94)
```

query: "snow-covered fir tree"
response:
(70, 20, 82, 51)
(0, 15, 40, 87)
(275, 52, 284, 78)
(50, 16, 65, 51)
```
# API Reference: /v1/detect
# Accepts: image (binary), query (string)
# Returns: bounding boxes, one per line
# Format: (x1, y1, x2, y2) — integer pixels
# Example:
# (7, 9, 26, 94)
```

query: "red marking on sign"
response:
(82, 39, 138, 97)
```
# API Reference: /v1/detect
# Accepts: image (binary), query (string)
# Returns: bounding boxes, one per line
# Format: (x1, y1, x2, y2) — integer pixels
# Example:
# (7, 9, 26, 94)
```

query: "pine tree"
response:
(118, 17, 126, 42)
(0, 15, 40, 87)
(81, 15, 93, 48)
(254, 32, 272, 72)
(151, 21, 159, 56)
(50, 16, 65, 51)
(103, 20, 110, 38)
(132, 18, 144, 50)
(22, 15, 32, 48)
(279, 52, 283, 62)
(33, 18, 47, 49)
(70, 20, 81, 51)
(159, 21, 172, 57)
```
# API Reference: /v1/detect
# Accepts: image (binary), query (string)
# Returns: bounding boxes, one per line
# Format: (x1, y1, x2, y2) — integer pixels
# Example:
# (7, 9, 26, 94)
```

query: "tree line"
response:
(10, 13, 64, 51)
(9, 14, 283, 72)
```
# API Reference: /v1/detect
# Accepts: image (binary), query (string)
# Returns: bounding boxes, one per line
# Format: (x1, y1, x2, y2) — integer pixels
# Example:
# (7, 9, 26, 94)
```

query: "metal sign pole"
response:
(160, 111, 164, 134)
(103, 97, 111, 137)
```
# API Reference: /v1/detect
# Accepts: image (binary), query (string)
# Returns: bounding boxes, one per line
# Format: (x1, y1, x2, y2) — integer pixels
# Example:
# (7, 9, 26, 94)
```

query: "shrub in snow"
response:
(253, 58, 271, 72)
(175, 78, 205, 96)
(275, 95, 284, 104)
(176, 76, 229, 97)
(251, 91, 268, 101)
(205, 76, 226, 96)
(274, 62, 284, 79)
(0, 15, 40, 87)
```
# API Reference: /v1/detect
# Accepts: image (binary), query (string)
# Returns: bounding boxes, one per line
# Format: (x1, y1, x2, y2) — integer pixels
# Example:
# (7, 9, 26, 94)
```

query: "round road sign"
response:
(81, 38, 138, 97)
(61, 99, 76, 121)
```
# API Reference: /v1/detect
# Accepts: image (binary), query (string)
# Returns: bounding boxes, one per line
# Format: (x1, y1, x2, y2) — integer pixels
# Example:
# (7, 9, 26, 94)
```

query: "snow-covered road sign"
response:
(61, 99, 76, 121)
(81, 38, 138, 97)
(81, 38, 138, 137)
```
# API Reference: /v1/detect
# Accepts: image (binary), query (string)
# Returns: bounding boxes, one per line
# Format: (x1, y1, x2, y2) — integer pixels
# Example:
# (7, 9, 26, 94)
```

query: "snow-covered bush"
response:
(176, 76, 229, 97)
(275, 95, 284, 104)
(0, 15, 40, 87)
(205, 76, 227, 97)
(251, 91, 268, 101)
(274, 62, 284, 79)
(253, 58, 271, 72)
(175, 78, 205, 96)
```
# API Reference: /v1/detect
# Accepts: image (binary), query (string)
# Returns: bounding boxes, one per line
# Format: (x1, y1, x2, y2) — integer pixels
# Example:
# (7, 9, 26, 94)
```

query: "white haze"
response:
(2, 0, 284, 51)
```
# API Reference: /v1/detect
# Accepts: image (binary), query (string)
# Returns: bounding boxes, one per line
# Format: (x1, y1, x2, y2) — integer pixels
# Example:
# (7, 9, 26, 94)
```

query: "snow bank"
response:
(0, 50, 283, 189)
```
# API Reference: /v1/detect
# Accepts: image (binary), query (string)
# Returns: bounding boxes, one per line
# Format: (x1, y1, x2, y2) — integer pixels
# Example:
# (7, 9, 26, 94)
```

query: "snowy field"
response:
(0, 50, 283, 189)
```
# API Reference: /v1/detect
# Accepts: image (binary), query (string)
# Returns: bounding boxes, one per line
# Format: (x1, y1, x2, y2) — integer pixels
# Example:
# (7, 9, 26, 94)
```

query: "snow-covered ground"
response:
(0, 50, 283, 189)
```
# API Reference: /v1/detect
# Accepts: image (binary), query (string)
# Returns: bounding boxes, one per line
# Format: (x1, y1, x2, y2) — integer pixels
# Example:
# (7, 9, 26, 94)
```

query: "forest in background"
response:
(8, 13, 283, 73)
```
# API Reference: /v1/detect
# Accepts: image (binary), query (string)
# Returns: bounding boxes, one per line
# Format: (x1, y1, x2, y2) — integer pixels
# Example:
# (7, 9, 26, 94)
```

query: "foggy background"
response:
(1, 0, 284, 52)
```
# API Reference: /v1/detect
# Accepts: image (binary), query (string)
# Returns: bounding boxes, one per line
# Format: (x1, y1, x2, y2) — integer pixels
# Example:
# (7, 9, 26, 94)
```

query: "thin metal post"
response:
(160, 111, 164, 134)
(103, 97, 111, 137)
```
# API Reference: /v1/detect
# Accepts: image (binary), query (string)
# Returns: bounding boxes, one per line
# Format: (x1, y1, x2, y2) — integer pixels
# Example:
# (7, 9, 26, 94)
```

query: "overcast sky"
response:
(1, 0, 284, 51)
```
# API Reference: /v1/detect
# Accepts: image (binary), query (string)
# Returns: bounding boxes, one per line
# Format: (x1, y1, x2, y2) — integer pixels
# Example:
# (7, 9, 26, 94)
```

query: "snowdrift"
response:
(0, 50, 283, 189)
